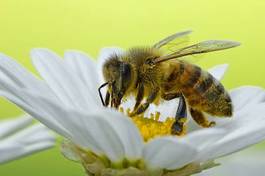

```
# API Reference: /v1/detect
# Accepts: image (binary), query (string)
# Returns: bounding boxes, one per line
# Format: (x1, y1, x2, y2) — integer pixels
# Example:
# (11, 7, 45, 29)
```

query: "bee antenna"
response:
(98, 82, 108, 106)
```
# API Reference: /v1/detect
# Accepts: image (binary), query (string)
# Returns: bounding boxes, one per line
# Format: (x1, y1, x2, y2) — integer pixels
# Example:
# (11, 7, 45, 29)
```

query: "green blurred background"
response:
(0, 0, 265, 175)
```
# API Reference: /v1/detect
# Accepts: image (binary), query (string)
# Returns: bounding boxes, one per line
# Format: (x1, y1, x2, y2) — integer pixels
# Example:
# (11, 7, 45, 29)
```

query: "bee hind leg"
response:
(171, 95, 188, 136)
(190, 108, 216, 128)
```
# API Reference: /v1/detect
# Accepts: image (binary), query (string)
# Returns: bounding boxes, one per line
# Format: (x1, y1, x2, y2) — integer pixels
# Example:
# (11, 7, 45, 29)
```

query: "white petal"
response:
(86, 113, 127, 161)
(0, 77, 112, 159)
(53, 107, 140, 161)
(97, 47, 124, 84)
(0, 81, 71, 139)
(208, 64, 229, 81)
(0, 141, 54, 164)
(196, 149, 265, 176)
(184, 128, 227, 161)
(152, 99, 180, 121)
(0, 53, 40, 88)
(4, 124, 55, 145)
(202, 104, 265, 161)
(121, 95, 136, 111)
(0, 49, 141, 163)
(186, 115, 201, 132)
(64, 50, 101, 105)
(230, 86, 265, 112)
(0, 52, 85, 139)
(143, 137, 197, 170)
(31, 48, 95, 110)
(23, 141, 54, 155)
(213, 103, 265, 131)
(99, 108, 144, 159)
(0, 143, 24, 164)
(59, 108, 142, 161)
(123, 97, 179, 122)
(13, 90, 142, 162)
(0, 121, 55, 164)
(183, 128, 225, 151)
(61, 140, 81, 162)
(0, 53, 55, 98)
(3, 85, 95, 153)
(0, 115, 32, 138)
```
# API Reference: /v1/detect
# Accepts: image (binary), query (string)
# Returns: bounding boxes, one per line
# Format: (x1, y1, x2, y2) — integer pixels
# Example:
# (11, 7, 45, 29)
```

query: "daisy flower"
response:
(0, 48, 264, 175)
(0, 115, 55, 164)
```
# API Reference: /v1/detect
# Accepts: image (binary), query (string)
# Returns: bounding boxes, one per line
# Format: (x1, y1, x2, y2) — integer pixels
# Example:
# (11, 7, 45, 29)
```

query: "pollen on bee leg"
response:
(170, 117, 188, 137)
(179, 118, 187, 123)
(177, 124, 187, 137)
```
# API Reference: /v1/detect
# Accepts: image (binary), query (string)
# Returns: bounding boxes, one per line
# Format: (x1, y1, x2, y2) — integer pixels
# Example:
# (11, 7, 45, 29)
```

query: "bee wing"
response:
(153, 30, 192, 49)
(154, 40, 240, 64)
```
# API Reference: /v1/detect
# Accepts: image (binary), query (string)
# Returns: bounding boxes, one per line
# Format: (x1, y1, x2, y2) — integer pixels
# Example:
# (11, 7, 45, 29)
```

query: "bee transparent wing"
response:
(154, 40, 240, 64)
(153, 30, 192, 49)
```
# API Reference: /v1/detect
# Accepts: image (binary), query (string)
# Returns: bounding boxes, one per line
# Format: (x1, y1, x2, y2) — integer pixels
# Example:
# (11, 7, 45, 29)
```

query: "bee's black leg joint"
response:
(171, 95, 187, 135)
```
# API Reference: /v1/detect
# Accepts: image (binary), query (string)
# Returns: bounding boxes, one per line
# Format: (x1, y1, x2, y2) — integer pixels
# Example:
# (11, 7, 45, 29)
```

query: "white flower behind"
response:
(0, 115, 55, 164)
(0, 48, 264, 175)
(196, 147, 265, 176)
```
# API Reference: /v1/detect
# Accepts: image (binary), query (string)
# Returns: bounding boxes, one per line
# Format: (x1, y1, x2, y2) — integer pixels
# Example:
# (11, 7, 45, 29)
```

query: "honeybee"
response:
(99, 31, 240, 135)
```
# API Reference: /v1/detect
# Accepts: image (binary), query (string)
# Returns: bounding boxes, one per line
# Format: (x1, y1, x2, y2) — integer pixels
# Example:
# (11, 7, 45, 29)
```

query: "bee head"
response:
(102, 56, 133, 108)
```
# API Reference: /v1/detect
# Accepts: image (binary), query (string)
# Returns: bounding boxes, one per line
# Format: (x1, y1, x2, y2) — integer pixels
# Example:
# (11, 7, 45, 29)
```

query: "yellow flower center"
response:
(119, 107, 179, 141)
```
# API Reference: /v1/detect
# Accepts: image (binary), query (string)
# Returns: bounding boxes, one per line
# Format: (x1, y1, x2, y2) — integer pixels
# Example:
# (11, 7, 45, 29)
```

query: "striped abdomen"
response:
(162, 61, 232, 117)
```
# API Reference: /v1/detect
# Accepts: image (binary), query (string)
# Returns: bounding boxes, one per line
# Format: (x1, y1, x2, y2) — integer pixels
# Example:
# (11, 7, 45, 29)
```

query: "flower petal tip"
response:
(208, 64, 229, 81)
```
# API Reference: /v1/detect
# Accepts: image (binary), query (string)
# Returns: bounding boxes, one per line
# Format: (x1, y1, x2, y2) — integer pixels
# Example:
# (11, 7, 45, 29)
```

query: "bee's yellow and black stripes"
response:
(182, 65, 202, 88)
(163, 61, 232, 117)
(194, 74, 214, 95)
(166, 62, 184, 82)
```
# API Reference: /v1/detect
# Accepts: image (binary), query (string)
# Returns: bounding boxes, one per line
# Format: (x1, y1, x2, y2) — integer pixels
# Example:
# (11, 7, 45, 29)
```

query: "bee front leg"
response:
(104, 91, 110, 107)
(133, 83, 145, 111)
(130, 88, 159, 116)
(171, 94, 188, 136)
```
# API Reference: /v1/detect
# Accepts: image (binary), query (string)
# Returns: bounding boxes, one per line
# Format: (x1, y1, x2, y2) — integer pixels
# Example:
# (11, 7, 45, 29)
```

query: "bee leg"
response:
(171, 95, 187, 135)
(130, 88, 158, 116)
(104, 91, 110, 107)
(190, 108, 216, 128)
(162, 92, 181, 100)
(133, 83, 145, 111)
(110, 90, 114, 108)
